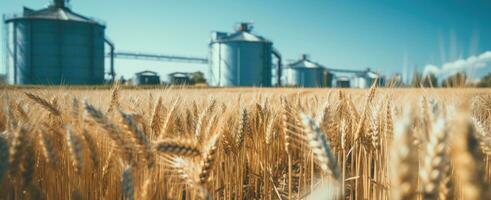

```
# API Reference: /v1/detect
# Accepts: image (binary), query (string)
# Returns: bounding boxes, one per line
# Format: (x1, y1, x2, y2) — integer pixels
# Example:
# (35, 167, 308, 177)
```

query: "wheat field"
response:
(0, 86, 490, 200)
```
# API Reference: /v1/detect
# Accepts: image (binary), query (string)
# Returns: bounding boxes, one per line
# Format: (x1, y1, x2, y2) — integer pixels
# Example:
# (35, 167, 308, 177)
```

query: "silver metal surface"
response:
(284, 55, 325, 87)
(209, 23, 273, 87)
(113, 51, 208, 64)
(4, 0, 106, 85)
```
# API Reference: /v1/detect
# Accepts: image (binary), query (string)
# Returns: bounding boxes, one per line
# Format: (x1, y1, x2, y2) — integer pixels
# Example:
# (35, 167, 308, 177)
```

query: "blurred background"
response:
(1, 0, 490, 87)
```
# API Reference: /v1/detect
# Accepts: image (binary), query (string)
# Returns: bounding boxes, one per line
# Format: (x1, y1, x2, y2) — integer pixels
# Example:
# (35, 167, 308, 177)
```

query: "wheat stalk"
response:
(450, 114, 490, 200)
(0, 135, 9, 182)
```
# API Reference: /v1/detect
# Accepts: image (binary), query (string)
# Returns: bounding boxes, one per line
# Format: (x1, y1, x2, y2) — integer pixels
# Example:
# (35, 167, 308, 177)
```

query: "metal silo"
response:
(351, 69, 379, 88)
(284, 55, 325, 87)
(209, 23, 273, 87)
(3, 0, 106, 85)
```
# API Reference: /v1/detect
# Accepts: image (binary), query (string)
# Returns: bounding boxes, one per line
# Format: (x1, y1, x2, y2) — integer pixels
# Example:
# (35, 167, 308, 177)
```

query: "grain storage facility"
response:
(284, 54, 326, 87)
(3, 0, 107, 85)
(335, 76, 351, 88)
(324, 71, 334, 87)
(209, 23, 278, 87)
(351, 69, 380, 88)
(133, 71, 161, 85)
(168, 72, 191, 85)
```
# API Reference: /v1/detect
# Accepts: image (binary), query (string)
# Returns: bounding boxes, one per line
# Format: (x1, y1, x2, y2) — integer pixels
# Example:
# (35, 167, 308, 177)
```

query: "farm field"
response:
(0, 87, 490, 200)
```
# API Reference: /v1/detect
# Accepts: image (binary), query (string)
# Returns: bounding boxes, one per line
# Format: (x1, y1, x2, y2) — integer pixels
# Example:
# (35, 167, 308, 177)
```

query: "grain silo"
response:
(324, 71, 334, 87)
(3, 0, 107, 85)
(351, 69, 380, 88)
(209, 23, 274, 87)
(284, 55, 325, 87)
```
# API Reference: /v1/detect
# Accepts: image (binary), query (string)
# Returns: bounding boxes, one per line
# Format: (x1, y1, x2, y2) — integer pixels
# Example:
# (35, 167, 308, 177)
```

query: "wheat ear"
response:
(120, 110, 154, 168)
(392, 111, 419, 200)
(81, 129, 99, 168)
(107, 82, 120, 113)
(199, 134, 220, 184)
(300, 113, 340, 180)
(122, 165, 135, 200)
(9, 126, 28, 175)
(85, 100, 134, 164)
(24, 92, 61, 116)
(420, 117, 448, 199)
(66, 126, 84, 174)
(154, 140, 201, 157)
(38, 130, 58, 168)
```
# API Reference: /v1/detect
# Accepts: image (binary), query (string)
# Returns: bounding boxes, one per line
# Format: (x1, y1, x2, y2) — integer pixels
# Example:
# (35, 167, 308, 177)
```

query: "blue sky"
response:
(2, 0, 491, 82)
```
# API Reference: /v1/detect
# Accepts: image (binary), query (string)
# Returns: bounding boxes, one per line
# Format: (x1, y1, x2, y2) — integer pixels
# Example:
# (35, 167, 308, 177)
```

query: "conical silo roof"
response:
(288, 55, 324, 69)
(5, 2, 104, 26)
(211, 23, 271, 43)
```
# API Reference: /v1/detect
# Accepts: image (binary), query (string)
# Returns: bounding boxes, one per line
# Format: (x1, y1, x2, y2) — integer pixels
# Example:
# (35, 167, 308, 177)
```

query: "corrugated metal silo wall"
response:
(210, 41, 272, 87)
(325, 73, 334, 87)
(6, 21, 15, 84)
(352, 77, 368, 88)
(285, 68, 324, 87)
(6, 19, 105, 85)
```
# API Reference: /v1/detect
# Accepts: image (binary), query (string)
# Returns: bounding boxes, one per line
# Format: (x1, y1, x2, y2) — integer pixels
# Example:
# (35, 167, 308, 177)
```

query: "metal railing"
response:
(110, 51, 208, 64)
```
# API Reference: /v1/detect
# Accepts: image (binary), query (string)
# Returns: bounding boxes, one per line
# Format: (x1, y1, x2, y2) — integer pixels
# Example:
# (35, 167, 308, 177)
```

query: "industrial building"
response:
(328, 69, 382, 88)
(334, 76, 351, 88)
(1, 0, 384, 88)
(168, 72, 191, 85)
(209, 23, 281, 87)
(3, 0, 112, 85)
(284, 55, 326, 87)
(133, 71, 161, 85)
(350, 69, 381, 88)
(324, 71, 334, 87)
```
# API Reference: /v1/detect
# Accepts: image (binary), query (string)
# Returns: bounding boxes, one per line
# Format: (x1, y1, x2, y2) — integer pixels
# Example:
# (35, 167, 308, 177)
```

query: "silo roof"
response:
(5, 6, 104, 26)
(136, 71, 159, 76)
(215, 31, 271, 43)
(366, 71, 379, 79)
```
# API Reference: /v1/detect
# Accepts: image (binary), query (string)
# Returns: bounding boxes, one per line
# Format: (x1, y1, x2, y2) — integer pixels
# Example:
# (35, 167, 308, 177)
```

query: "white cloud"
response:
(423, 51, 491, 78)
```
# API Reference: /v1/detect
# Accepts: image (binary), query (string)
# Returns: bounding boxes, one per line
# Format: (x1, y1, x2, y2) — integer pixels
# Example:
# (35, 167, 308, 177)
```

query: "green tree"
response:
(422, 73, 438, 87)
(190, 71, 207, 85)
(442, 72, 467, 88)
(478, 73, 491, 87)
